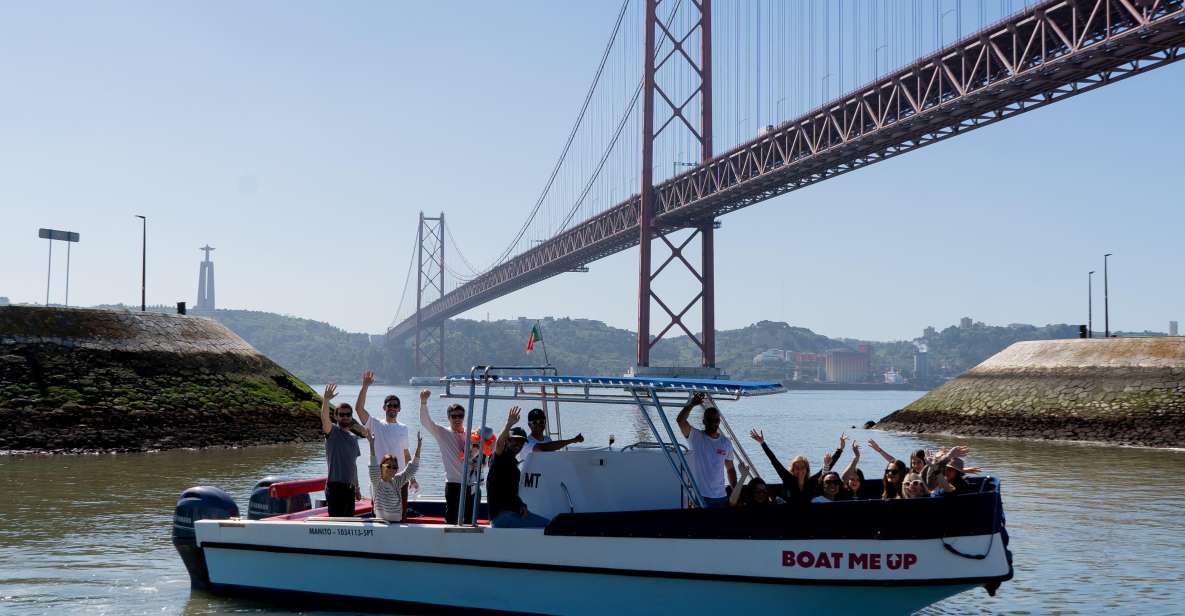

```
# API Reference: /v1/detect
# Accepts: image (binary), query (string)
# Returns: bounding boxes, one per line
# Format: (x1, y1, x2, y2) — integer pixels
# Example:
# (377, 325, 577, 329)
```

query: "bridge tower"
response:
(637, 0, 715, 371)
(415, 212, 446, 376)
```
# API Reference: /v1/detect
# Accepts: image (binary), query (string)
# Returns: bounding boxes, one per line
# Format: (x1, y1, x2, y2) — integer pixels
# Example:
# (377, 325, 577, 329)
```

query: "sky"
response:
(1, 2, 1181, 342)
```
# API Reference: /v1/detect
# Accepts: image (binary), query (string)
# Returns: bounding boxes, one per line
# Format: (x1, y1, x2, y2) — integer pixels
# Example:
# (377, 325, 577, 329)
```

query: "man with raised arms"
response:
(354, 371, 412, 519)
(518, 407, 585, 464)
(418, 388, 479, 524)
(676, 392, 737, 508)
(319, 383, 361, 517)
(487, 407, 549, 528)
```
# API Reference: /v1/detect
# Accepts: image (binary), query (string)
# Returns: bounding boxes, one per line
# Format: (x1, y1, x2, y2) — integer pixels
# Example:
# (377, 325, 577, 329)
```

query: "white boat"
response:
(174, 368, 1012, 615)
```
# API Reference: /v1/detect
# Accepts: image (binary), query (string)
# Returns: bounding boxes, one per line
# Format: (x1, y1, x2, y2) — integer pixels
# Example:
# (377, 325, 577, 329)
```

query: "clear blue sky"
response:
(2, 2, 1181, 341)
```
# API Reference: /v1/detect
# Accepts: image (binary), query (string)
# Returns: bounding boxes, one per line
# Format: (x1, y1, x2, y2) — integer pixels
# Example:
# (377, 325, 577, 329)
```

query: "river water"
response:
(2, 386, 1183, 615)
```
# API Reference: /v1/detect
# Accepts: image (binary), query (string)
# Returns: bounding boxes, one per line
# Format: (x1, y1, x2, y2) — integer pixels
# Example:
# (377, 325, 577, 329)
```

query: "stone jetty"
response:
(877, 337, 1185, 447)
(0, 305, 325, 453)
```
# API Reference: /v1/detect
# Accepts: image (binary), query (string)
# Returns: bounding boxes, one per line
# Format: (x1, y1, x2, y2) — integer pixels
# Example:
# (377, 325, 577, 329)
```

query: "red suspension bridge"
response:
(388, 0, 1185, 375)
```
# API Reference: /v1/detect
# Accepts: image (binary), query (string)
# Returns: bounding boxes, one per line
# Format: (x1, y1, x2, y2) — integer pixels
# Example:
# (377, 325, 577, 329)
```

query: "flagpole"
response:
(536, 320, 550, 367)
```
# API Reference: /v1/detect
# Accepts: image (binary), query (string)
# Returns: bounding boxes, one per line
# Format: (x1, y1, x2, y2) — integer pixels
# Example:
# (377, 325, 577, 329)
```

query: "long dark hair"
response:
(741, 477, 771, 505)
(882, 460, 907, 499)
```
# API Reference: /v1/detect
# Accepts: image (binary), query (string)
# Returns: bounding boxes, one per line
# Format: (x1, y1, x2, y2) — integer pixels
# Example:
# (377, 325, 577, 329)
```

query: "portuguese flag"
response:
(526, 324, 542, 353)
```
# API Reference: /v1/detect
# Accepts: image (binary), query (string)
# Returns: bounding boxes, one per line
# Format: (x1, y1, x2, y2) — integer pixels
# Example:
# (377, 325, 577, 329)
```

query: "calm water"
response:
(2, 386, 1183, 615)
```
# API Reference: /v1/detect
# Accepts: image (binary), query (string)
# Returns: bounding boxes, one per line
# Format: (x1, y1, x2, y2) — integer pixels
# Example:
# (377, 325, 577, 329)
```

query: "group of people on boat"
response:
(317, 375, 982, 526)
(676, 392, 982, 508)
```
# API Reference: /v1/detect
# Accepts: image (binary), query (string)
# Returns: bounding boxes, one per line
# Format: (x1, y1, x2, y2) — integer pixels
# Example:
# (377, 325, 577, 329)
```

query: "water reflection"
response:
(1, 387, 1182, 615)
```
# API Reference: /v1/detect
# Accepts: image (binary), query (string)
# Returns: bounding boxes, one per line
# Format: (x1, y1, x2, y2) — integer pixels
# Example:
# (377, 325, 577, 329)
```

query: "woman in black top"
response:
(749, 429, 846, 505)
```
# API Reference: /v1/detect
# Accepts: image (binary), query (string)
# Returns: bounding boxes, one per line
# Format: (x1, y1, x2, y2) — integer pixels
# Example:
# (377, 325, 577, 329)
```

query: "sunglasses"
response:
(385, 404, 400, 410)
(448, 414, 465, 420)
(908, 480, 925, 487)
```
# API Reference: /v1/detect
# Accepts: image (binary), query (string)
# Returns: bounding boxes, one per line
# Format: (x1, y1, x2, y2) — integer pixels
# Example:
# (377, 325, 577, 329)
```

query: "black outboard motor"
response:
(247, 475, 312, 520)
(173, 486, 239, 590)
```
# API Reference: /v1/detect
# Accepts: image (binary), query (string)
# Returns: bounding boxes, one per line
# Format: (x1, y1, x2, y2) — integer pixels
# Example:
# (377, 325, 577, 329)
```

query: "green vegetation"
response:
(205, 309, 1079, 385)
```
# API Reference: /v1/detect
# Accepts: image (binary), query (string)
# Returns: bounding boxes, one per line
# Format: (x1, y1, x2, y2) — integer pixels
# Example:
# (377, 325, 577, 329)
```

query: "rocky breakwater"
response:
(0, 305, 324, 453)
(877, 337, 1185, 447)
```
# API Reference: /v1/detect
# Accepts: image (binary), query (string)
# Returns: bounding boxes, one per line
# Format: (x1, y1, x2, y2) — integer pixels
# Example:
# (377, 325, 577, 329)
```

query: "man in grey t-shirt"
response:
(320, 383, 361, 517)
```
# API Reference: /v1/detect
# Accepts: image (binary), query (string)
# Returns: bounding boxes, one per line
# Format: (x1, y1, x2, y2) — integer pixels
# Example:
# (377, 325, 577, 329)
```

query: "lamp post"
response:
(1103, 253, 1113, 337)
(1088, 271, 1095, 338)
(135, 215, 146, 311)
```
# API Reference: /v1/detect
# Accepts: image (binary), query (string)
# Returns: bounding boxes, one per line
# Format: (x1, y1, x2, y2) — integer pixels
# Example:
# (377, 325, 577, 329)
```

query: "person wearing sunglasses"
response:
(882, 459, 909, 499)
(319, 383, 361, 517)
(811, 472, 845, 503)
(902, 472, 930, 499)
(419, 388, 478, 524)
(748, 429, 846, 505)
(518, 408, 585, 465)
(367, 428, 423, 522)
(354, 371, 412, 519)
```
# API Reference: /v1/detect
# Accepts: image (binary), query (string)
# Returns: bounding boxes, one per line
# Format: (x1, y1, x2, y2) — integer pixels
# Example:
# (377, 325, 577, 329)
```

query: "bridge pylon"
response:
(638, 0, 715, 370)
(415, 212, 445, 377)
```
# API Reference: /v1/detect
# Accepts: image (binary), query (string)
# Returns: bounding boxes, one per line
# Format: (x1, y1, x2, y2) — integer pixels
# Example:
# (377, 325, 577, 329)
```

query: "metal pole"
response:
(1088, 271, 1094, 337)
(456, 368, 478, 527)
(1104, 253, 1112, 337)
(136, 215, 146, 311)
(637, 0, 657, 368)
(45, 239, 53, 306)
(65, 240, 71, 307)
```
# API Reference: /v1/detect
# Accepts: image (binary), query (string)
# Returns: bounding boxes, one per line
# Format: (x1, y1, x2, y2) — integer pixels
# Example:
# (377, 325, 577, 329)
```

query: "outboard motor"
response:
(173, 486, 239, 590)
(247, 475, 312, 520)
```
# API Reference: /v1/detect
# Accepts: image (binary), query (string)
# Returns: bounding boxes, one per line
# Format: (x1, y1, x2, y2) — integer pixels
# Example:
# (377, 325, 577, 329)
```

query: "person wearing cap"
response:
(922, 445, 978, 495)
(519, 407, 585, 464)
(418, 388, 480, 524)
(487, 407, 549, 528)
(354, 371, 412, 519)
(676, 392, 737, 508)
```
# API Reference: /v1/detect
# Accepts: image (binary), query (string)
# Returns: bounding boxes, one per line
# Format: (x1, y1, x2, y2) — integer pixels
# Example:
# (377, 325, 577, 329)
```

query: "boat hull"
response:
(195, 519, 1009, 615)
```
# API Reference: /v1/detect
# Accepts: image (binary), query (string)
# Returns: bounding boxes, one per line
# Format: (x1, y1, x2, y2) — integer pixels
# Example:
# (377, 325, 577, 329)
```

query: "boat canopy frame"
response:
(442, 365, 785, 527)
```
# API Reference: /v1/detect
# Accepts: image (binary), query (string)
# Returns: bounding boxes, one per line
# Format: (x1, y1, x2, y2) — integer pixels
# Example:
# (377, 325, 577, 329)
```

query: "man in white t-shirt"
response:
(676, 392, 737, 508)
(355, 371, 412, 517)
(518, 407, 584, 464)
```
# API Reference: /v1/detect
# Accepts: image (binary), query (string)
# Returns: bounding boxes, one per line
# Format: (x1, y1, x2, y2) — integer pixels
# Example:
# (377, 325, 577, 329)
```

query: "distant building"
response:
(960, 317, 973, 329)
(914, 350, 931, 382)
(0, 296, 8, 306)
(1172, 321, 1180, 337)
(753, 348, 786, 365)
(923, 326, 937, 338)
(195, 245, 216, 312)
(884, 368, 905, 385)
(790, 352, 823, 381)
(824, 347, 871, 384)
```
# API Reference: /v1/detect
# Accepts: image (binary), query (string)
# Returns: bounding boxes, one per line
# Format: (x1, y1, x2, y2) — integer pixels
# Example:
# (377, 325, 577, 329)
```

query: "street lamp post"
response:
(135, 215, 146, 311)
(1088, 270, 1095, 338)
(1103, 253, 1113, 337)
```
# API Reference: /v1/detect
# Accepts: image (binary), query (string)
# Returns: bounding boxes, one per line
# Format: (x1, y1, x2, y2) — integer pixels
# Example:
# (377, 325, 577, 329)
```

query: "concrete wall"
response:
(0, 305, 324, 452)
(877, 337, 1185, 447)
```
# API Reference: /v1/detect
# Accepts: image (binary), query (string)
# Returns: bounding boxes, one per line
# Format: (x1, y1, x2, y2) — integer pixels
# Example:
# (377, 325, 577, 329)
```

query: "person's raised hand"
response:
(416, 431, 423, 450)
(950, 445, 970, 459)
(323, 383, 337, 402)
(506, 406, 521, 426)
(838, 432, 848, 450)
(690, 392, 705, 406)
(867, 438, 882, 451)
(573, 433, 584, 444)
(738, 462, 751, 478)
(361, 370, 375, 387)
(749, 429, 765, 444)
(419, 388, 431, 403)
(962, 466, 982, 475)
(823, 451, 834, 468)
(852, 442, 861, 458)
